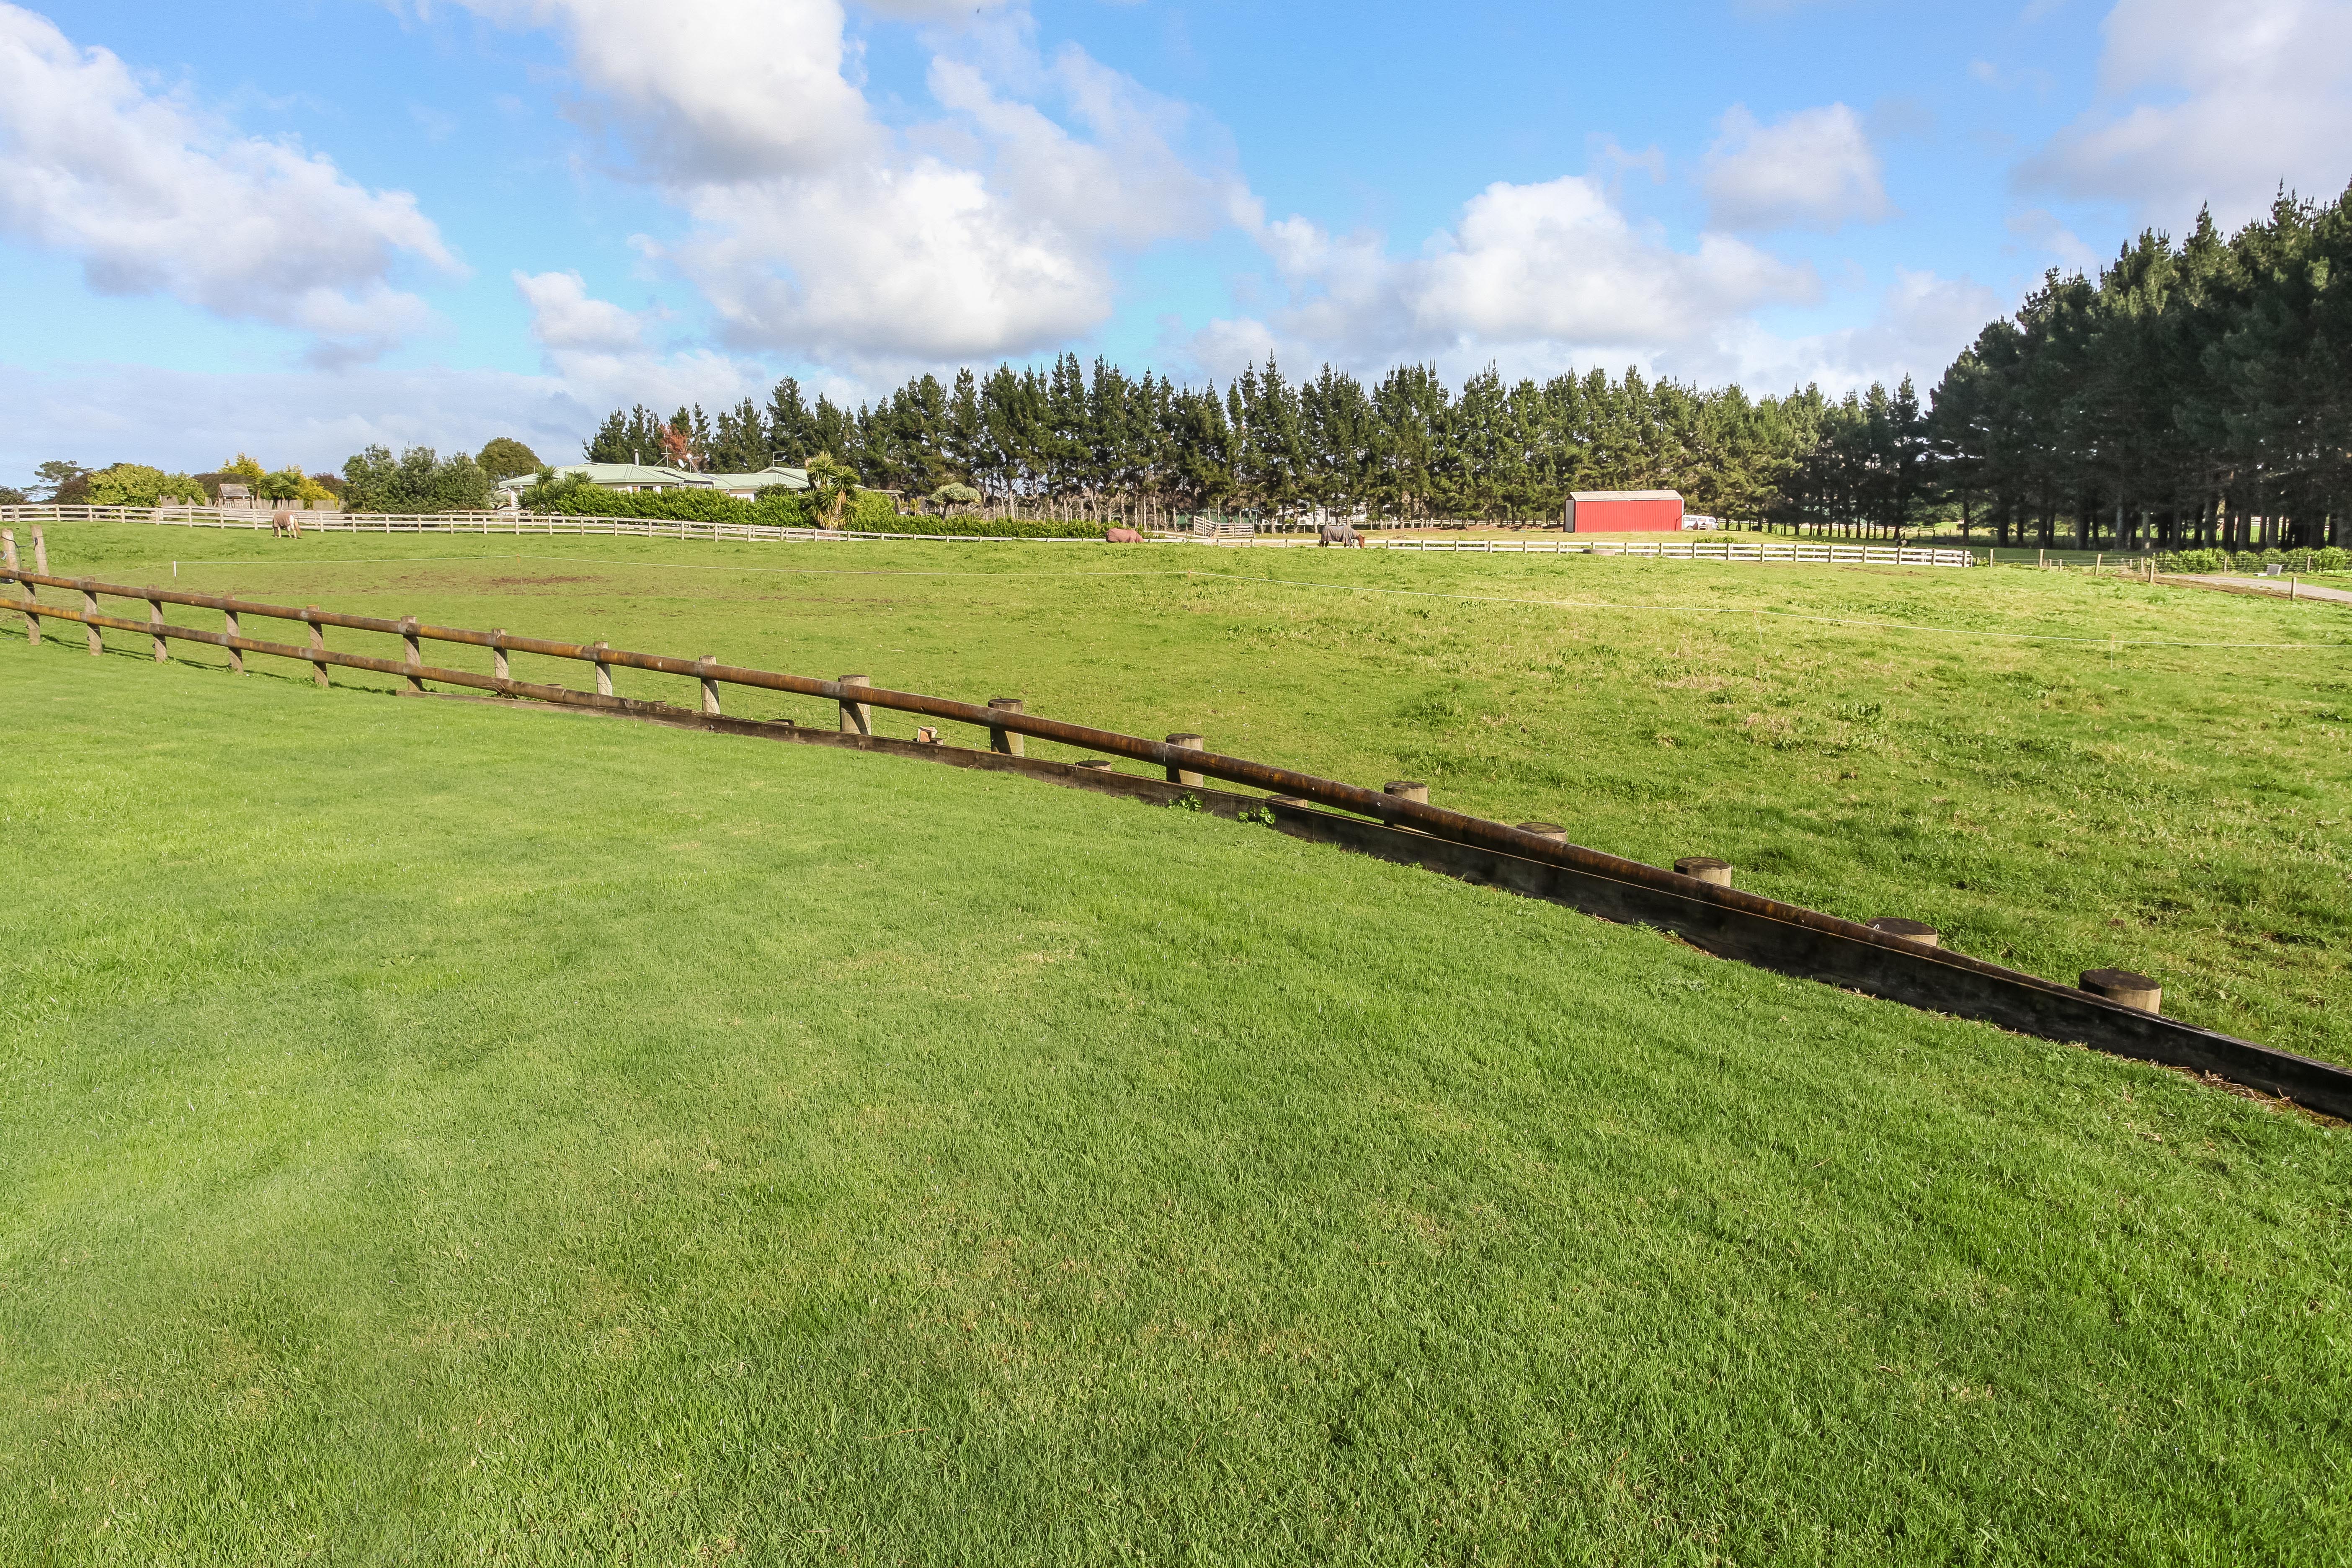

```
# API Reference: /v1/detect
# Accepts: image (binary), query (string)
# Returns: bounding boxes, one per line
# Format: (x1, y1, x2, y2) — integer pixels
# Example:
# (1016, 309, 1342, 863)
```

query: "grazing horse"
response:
(1104, 526, 1143, 543)
(270, 509, 302, 539)
(1318, 520, 1362, 547)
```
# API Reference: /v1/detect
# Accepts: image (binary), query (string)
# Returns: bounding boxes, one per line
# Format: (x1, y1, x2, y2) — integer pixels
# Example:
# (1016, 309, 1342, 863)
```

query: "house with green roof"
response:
(496, 463, 810, 504)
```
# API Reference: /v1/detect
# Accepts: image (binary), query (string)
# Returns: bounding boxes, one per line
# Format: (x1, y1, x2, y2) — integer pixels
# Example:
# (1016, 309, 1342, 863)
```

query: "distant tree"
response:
(802, 451, 859, 528)
(85, 464, 207, 507)
(0, 487, 22, 506)
(476, 437, 542, 480)
(585, 405, 668, 464)
(340, 446, 493, 513)
(929, 482, 982, 514)
(33, 460, 91, 501)
(220, 454, 268, 483)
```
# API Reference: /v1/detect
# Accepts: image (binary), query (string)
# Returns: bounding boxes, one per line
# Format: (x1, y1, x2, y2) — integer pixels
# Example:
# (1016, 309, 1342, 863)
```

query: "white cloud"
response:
(1703, 103, 1889, 232)
(854, 0, 1018, 19)
(0, 362, 584, 478)
(1701, 269, 2004, 393)
(447, 0, 1246, 369)
(455, 0, 875, 183)
(516, 269, 646, 351)
(2022, 0, 2352, 226)
(672, 162, 1109, 364)
(0, 3, 455, 364)
(1192, 175, 1815, 380)
(2004, 208, 2101, 273)
(512, 270, 764, 419)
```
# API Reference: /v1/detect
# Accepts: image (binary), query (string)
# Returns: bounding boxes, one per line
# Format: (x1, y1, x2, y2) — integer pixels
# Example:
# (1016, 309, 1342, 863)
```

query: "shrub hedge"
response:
(518, 479, 1104, 539)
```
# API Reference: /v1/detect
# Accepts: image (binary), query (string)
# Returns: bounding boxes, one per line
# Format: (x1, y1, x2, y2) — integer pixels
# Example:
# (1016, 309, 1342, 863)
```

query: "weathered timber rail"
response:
(7, 560, 2346, 1119)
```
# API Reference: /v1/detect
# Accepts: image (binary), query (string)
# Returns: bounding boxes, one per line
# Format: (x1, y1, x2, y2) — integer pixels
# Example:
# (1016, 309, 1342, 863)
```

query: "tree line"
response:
(18, 184, 2340, 544)
(1932, 188, 2352, 550)
(588, 361, 1845, 528)
(576, 183, 2349, 547)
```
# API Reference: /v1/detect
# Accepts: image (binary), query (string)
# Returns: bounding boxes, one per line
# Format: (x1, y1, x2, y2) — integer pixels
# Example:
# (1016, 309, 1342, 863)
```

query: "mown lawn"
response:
(2, 645, 2347, 1563)
(20, 521, 2352, 1063)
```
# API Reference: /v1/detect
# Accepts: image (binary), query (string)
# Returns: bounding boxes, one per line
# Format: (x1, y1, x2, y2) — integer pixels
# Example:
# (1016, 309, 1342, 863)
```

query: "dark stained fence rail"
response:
(5, 557, 2347, 1120)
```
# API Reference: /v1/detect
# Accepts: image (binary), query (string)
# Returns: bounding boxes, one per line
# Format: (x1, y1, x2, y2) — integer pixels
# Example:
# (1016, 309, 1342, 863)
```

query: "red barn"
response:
(1563, 490, 1684, 533)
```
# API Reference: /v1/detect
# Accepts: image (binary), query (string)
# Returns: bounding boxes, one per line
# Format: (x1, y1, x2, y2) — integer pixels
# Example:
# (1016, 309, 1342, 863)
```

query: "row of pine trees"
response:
(584, 186, 2352, 546)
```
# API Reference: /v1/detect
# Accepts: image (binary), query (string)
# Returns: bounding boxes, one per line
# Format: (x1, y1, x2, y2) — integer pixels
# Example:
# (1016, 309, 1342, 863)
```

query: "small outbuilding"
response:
(1563, 490, 1684, 533)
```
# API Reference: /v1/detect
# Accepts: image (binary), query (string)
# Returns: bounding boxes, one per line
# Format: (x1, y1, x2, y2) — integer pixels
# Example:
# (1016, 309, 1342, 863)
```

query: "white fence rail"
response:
(0, 504, 1099, 546)
(1, 505, 1977, 566)
(1381, 537, 1976, 567)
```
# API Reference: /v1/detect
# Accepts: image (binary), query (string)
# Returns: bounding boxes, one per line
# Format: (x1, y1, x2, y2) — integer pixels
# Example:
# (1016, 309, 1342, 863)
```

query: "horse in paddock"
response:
(1104, 526, 1142, 543)
(271, 509, 302, 539)
(1318, 521, 1363, 547)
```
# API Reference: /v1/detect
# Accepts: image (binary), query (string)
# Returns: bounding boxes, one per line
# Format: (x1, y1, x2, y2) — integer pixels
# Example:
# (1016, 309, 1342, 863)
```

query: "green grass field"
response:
(22, 522, 2352, 1062)
(4, 526, 2349, 1563)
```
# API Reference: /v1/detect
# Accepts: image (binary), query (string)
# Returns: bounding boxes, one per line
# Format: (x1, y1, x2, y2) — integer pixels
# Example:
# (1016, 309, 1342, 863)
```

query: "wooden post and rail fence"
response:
(4, 527, 2344, 1120)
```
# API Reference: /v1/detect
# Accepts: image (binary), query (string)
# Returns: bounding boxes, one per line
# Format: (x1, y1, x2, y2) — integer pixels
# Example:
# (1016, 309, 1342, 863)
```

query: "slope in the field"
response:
(3, 651, 2345, 1563)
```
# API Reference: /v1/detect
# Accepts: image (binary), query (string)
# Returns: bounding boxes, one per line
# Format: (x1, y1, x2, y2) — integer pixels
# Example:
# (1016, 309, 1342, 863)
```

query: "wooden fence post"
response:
(1674, 856, 1733, 886)
(1384, 780, 1429, 804)
(401, 616, 424, 692)
(984, 696, 1028, 754)
(2081, 969, 2161, 1014)
(0, 530, 29, 647)
(1866, 917, 1940, 947)
(306, 606, 330, 688)
(1517, 822, 1568, 842)
(592, 641, 613, 699)
(698, 655, 721, 716)
(491, 630, 509, 683)
(224, 608, 243, 674)
(1165, 732, 1204, 785)
(841, 676, 875, 735)
(31, 525, 46, 576)
(148, 596, 166, 662)
(83, 589, 101, 656)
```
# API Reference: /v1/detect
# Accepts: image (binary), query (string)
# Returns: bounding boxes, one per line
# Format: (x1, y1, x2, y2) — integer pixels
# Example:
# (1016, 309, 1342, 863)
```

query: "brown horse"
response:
(271, 509, 302, 539)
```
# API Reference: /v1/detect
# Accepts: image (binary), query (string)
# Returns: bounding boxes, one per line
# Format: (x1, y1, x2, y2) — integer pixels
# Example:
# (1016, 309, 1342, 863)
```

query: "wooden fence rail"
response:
(5, 557, 2345, 1119)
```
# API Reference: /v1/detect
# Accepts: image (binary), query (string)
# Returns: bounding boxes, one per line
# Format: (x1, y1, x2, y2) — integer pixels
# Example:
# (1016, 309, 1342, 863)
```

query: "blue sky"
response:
(3, 0, 2348, 477)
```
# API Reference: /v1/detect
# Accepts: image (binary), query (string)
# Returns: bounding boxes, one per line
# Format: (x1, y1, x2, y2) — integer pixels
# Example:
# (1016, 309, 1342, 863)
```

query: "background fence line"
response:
(0, 505, 1985, 565)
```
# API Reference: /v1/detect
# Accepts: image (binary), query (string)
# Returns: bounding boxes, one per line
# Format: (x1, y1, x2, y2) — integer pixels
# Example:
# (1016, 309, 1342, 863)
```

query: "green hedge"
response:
(520, 480, 1104, 539)
(846, 514, 1101, 540)
(524, 481, 805, 525)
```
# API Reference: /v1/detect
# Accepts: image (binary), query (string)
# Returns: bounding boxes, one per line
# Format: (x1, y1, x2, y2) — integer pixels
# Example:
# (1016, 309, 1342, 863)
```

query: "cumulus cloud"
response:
(446, 0, 1246, 370)
(516, 268, 646, 352)
(0, 3, 455, 363)
(454, 0, 875, 182)
(1699, 269, 2003, 393)
(1191, 174, 1815, 380)
(513, 270, 764, 418)
(2021, 0, 2352, 226)
(0, 361, 583, 477)
(1703, 103, 1889, 232)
